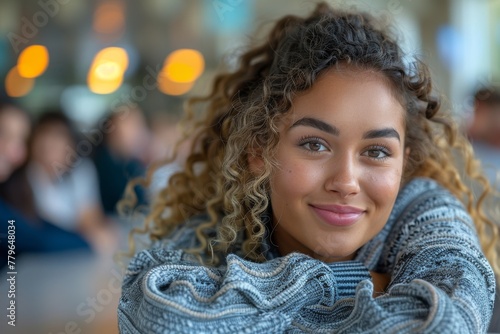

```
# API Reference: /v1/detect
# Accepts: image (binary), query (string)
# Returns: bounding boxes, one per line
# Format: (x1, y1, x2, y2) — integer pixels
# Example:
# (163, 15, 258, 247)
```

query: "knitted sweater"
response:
(118, 178, 496, 333)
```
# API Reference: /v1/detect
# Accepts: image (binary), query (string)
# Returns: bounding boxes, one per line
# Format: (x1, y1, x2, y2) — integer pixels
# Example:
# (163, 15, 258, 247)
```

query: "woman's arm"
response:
(118, 185, 495, 333)
(338, 233, 495, 333)
(338, 182, 496, 334)
(118, 217, 371, 333)
(118, 248, 372, 333)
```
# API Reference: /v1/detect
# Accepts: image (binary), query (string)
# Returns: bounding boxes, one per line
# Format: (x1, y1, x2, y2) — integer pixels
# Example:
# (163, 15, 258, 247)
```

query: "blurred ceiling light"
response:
(5, 66, 35, 98)
(95, 61, 122, 80)
(17, 45, 49, 78)
(94, 47, 129, 70)
(157, 73, 194, 96)
(88, 74, 124, 95)
(87, 47, 128, 94)
(93, 0, 125, 35)
(163, 49, 205, 83)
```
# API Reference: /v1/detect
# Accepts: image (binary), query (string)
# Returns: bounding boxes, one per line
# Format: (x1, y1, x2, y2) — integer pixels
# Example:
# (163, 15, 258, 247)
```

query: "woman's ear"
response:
(247, 149, 265, 175)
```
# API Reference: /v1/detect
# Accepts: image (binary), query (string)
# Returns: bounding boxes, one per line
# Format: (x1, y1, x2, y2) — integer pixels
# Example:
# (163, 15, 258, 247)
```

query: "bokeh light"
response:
(5, 66, 35, 97)
(93, 47, 129, 70)
(95, 61, 122, 80)
(157, 72, 194, 95)
(93, 0, 125, 35)
(157, 48, 204, 95)
(87, 75, 124, 95)
(17, 45, 50, 78)
(87, 47, 128, 94)
(163, 49, 204, 83)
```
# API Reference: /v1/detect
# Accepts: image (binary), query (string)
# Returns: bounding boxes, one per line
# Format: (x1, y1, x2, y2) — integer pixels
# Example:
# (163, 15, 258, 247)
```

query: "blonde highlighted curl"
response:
(122, 2, 499, 274)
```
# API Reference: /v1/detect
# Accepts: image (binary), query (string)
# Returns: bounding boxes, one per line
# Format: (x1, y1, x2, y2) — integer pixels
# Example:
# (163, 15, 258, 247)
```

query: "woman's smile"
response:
(309, 204, 365, 227)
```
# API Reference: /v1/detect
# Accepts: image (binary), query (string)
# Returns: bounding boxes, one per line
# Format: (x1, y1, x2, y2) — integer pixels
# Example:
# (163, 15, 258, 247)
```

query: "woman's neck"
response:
(270, 221, 355, 263)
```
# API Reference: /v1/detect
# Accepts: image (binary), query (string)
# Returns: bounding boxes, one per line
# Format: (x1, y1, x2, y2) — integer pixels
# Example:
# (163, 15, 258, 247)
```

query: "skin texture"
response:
(263, 69, 407, 264)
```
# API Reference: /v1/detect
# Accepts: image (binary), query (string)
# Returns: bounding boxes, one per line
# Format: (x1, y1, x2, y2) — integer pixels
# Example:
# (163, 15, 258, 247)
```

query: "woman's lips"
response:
(310, 204, 365, 227)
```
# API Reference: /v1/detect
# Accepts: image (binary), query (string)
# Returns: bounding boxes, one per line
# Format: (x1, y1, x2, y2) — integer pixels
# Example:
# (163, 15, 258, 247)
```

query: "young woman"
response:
(118, 3, 499, 333)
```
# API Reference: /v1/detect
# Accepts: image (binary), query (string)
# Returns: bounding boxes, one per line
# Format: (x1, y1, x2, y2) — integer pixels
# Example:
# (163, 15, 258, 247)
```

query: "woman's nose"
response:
(324, 155, 361, 198)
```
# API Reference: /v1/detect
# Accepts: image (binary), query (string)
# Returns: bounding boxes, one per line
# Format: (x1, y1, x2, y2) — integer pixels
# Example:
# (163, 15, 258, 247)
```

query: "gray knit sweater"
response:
(118, 178, 496, 333)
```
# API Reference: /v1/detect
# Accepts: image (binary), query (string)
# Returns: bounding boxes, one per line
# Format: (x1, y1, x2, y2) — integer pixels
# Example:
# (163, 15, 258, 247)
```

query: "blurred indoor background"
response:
(0, 0, 499, 333)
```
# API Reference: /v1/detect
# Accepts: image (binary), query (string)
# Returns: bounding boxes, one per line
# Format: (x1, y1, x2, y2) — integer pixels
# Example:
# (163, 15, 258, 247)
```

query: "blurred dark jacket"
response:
(92, 144, 147, 215)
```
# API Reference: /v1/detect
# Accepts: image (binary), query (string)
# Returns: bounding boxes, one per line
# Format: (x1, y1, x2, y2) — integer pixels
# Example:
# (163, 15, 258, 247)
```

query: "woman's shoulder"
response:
(395, 177, 464, 210)
(389, 177, 473, 229)
(121, 216, 209, 284)
(357, 177, 477, 270)
(385, 177, 484, 268)
(144, 214, 206, 252)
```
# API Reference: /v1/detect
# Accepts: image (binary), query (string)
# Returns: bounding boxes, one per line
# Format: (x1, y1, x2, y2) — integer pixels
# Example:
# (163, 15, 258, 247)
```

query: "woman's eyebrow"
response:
(363, 128, 400, 142)
(290, 117, 339, 136)
(289, 117, 400, 142)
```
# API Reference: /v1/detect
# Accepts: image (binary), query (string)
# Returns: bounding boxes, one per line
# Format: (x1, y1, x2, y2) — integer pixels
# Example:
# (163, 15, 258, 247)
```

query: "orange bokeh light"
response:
(94, 61, 122, 80)
(87, 47, 128, 94)
(5, 66, 35, 97)
(17, 45, 49, 78)
(157, 73, 194, 96)
(93, 1, 125, 35)
(163, 49, 204, 83)
(88, 75, 124, 95)
(93, 47, 129, 70)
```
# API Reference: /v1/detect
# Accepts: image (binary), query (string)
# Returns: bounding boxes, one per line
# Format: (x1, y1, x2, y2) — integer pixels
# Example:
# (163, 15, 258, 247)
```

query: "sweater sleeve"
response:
(118, 241, 371, 333)
(118, 185, 496, 333)
(336, 183, 497, 334)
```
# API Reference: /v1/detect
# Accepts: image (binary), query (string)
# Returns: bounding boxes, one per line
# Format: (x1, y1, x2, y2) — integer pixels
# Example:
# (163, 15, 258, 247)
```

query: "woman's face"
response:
(0, 108, 30, 182)
(267, 70, 406, 262)
(31, 123, 74, 176)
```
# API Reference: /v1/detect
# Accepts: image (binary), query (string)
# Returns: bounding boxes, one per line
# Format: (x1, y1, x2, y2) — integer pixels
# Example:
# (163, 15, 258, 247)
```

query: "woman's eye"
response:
(364, 148, 389, 159)
(301, 141, 327, 152)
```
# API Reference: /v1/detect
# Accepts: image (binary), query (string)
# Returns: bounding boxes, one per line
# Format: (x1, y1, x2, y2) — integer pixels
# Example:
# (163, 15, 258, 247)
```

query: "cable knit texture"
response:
(118, 178, 496, 333)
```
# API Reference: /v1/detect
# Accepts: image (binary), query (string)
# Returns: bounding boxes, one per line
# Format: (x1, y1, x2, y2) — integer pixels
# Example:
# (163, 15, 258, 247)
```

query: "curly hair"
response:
(122, 2, 499, 274)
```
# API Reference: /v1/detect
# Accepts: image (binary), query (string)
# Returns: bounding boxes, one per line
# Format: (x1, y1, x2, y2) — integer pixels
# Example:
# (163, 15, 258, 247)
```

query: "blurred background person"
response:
(0, 103, 90, 268)
(0, 107, 122, 334)
(92, 105, 149, 217)
(0, 101, 29, 182)
(467, 86, 500, 189)
(25, 110, 117, 256)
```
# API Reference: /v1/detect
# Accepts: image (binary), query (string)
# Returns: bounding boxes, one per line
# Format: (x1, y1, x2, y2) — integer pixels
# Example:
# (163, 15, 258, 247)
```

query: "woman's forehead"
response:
(278, 70, 405, 129)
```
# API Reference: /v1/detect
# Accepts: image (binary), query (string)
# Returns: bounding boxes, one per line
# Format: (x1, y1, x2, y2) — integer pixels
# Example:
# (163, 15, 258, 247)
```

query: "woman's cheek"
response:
(364, 167, 402, 205)
(273, 158, 321, 199)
